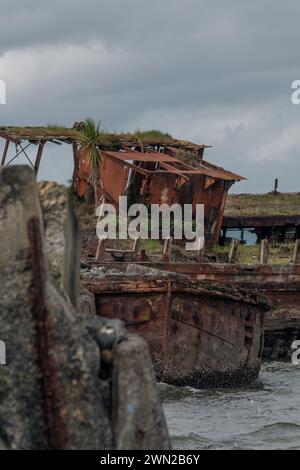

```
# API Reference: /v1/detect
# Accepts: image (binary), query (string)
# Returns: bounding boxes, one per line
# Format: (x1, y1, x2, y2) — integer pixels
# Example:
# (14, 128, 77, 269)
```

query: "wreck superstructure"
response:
(0, 125, 245, 245)
(221, 193, 300, 245)
(74, 144, 244, 245)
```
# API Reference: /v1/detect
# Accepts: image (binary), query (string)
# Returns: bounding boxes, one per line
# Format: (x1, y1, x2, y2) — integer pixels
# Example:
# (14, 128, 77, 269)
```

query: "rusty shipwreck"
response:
(82, 266, 270, 388)
(0, 122, 280, 389)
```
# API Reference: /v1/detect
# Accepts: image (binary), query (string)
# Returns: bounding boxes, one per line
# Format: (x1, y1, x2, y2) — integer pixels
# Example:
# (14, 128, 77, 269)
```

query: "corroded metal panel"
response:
(85, 276, 269, 388)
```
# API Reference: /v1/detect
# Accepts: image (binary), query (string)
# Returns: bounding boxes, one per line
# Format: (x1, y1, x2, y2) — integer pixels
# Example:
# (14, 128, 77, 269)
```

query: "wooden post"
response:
(162, 237, 173, 262)
(132, 238, 140, 261)
(197, 239, 205, 263)
(228, 239, 239, 264)
(260, 239, 269, 264)
(292, 239, 300, 264)
(95, 237, 107, 261)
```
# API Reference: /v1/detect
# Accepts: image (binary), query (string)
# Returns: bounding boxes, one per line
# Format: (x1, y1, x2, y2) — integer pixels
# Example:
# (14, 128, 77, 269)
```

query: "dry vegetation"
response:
(225, 192, 300, 217)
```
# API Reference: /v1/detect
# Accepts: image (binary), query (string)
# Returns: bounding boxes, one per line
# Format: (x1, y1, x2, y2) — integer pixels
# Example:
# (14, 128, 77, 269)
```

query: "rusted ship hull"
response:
(84, 275, 270, 388)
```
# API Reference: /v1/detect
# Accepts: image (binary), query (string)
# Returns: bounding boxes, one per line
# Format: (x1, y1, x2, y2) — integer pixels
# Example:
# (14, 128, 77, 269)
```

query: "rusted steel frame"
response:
(72, 141, 80, 182)
(83, 260, 300, 277)
(85, 278, 169, 294)
(122, 160, 151, 176)
(27, 217, 68, 450)
(86, 276, 265, 305)
(19, 142, 35, 169)
(122, 145, 140, 154)
(172, 317, 236, 348)
(214, 185, 230, 242)
(1, 138, 9, 166)
(0, 132, 20, 144)
(5, 142, 32, 166)
(222, 215, 300, 228)
(34, 140, 46, 173)
(158, 161, 189, 180)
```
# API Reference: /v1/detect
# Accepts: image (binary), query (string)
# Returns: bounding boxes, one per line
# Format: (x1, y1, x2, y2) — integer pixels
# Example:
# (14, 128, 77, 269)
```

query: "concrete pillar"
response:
(38, 181, 81, 309)
(112, 335, 171, 450)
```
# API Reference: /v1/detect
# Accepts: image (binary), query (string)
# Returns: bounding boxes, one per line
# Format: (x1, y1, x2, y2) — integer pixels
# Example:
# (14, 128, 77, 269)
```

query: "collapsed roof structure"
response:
(0, 124, 245, 244)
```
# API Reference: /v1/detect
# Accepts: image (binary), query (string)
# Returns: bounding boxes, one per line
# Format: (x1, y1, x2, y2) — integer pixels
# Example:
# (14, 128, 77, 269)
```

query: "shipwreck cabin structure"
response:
(74, 146, 244, 244)
(0, 125, 244, 244)
(221, 193, 300, 245)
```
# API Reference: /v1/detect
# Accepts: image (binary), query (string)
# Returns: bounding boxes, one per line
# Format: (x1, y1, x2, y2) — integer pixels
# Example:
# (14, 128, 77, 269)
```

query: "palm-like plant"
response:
(81, 118, 103, 169)
(81, 118, 103, 204)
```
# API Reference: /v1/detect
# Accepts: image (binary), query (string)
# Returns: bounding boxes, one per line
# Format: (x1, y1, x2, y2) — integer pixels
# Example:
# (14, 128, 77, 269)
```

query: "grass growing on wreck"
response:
(46, 124, 68, 131)
(121, 129, 175, 144)
(225, 192, 300, 217)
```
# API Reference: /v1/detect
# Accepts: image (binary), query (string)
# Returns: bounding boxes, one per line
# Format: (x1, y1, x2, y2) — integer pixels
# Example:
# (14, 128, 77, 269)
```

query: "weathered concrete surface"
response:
(0, 165, 170, 450)
(0, 166, 113, 449)
(112, 335, 170, 450)
(38, 181, 81, 309)
(0, 166, 48, 449)
(79, 284, 97, 315)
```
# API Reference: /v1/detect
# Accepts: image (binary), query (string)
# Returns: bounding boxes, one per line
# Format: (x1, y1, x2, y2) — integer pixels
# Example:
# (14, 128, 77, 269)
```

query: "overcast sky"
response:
(1, 0, 300, 193)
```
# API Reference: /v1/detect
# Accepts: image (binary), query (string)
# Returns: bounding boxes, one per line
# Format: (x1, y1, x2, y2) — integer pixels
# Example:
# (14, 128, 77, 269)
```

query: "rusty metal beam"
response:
(122, 160, 150, 176)
(1, 139, 9, 167)
(158, 162, 189, 180)
(5, 142, 32, 166)
(19, 143, 35, 169)
(27, 217, 68, 450)
(34, 141, 46, 174)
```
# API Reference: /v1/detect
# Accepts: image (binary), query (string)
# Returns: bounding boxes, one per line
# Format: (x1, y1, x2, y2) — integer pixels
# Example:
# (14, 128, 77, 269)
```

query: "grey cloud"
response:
(1, 0, 300, 192)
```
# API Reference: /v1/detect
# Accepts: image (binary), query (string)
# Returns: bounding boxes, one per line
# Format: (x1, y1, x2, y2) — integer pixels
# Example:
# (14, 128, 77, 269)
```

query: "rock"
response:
(0, 166, 171, 450)
(0, 166, 112, 449)
(105, 268, 124, 276)
(126, 263, 170, 277)
(0, 166, 48, 449)
(112, 335, 171, 450)
(38, 181, 81, 309)
(79, 285, 97, 315)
